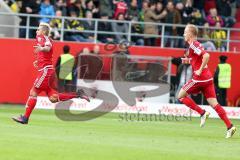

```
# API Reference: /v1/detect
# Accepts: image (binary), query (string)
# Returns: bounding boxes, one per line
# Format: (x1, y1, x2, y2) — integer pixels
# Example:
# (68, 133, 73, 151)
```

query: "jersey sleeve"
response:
(190, 41, 206, 56)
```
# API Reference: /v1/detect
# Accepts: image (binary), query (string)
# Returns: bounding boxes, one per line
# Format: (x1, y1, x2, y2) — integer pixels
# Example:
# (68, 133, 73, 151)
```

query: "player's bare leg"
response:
(178, 88, 209, 127)
(178, 88, 188, 99)
(12, 88, 38, 124)
(207, 98, 236, 138)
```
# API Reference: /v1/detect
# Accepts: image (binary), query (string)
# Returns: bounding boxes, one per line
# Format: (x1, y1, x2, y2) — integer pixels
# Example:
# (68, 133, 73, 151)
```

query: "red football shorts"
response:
(182, 79, 216, 99)
(33, 67, 57, 96)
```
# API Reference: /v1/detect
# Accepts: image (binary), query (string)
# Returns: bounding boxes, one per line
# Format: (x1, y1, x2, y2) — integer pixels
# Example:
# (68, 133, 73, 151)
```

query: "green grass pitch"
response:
(0, 104, 239, 160)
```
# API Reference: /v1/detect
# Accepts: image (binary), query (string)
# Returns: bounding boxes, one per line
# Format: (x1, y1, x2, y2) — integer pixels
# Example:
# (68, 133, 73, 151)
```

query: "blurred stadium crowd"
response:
(3, 0, 240, 50)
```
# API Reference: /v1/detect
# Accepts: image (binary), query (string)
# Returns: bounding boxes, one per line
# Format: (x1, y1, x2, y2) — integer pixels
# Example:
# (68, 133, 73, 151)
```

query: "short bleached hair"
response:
(39, 22, 50, 29)
(186, 24, 198, 37)
(39, 22, 51, 36)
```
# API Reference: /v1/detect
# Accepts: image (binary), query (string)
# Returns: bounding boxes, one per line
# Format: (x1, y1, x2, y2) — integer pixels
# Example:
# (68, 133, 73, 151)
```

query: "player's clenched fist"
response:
(194, 69, 202, 76)
(33, 45, 42, 53)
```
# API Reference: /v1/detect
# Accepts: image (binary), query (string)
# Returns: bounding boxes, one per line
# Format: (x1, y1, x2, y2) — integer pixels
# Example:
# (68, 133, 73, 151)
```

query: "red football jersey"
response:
(188, 41, 213, 81)
(35, 35, 53, 70)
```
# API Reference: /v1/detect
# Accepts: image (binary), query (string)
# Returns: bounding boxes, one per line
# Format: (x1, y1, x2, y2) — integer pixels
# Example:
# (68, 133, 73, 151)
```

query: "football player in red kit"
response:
(12, 23, 90, 124)
(178, 24, 236, 138)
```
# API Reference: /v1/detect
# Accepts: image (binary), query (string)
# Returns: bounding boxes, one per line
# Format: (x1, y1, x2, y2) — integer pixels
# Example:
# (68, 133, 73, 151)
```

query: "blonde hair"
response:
(39, 22, 51, 36)
(186, 24, 198, 37)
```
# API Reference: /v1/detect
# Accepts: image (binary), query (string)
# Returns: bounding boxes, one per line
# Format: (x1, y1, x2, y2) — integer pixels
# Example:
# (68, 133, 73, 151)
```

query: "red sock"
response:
(58, 92, 78, 101)
(214, 104, 232, 129)
(24, 96, 37, 118)
(179, 97, 205, 115)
